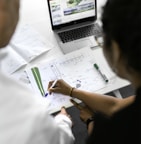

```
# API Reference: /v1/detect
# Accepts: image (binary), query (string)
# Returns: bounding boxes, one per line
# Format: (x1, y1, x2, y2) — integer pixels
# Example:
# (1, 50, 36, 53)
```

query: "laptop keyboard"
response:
(58, 23, 102, 43)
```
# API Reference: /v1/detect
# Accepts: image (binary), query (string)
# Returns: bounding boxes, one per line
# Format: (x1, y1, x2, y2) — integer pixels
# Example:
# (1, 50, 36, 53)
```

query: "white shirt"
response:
(0, 50, 74, 144)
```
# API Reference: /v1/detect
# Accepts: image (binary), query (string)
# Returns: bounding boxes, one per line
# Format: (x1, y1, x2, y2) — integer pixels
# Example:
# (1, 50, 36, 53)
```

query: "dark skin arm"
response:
(48, 79, 135, 135)
(48, 79, 135, 117)
(70, 99, 94, 135)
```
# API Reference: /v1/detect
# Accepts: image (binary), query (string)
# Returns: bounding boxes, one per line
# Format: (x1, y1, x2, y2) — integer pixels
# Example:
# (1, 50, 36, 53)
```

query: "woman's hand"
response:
(48, 79, 72, 96)
(70, 99, 94, 134)
(55, 107, 73, 127)
(70, 99, 94, 123)
(57, 106, 72, 120)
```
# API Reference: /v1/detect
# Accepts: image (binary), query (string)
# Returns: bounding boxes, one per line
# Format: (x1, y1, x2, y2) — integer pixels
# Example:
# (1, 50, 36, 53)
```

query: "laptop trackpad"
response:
(60, 37, 96, 54)
(74, 39, 92, 49)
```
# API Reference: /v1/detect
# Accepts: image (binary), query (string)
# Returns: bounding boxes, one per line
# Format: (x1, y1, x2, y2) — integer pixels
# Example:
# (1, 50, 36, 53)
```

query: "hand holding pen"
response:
(44, 79, 58, 96)
(48, 79, 73, 96)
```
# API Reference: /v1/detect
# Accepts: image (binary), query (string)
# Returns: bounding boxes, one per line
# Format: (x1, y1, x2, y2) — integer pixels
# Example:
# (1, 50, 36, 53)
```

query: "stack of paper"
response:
(1, 25, 53, 74)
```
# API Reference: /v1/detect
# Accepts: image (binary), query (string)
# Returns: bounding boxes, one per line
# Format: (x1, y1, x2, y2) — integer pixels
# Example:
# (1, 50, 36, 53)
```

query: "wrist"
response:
(69, 87, 75, 97)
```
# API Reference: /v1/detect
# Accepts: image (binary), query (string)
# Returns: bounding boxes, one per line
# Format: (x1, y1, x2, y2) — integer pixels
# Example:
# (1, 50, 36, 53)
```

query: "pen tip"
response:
(45, 93, 48, 97)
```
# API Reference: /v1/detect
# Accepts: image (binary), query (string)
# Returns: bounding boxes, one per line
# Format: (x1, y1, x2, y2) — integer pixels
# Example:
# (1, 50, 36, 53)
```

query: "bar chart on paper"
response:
(26, 47, 116, 113)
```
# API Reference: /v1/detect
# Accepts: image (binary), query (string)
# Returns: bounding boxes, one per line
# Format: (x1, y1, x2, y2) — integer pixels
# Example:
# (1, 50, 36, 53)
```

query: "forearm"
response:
(71, 88, 121, 116)
(48, 79, 124, 116)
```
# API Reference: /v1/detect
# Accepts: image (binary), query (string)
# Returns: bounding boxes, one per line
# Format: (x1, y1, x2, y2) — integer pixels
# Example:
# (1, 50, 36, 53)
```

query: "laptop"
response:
(47, 0, 102, 54)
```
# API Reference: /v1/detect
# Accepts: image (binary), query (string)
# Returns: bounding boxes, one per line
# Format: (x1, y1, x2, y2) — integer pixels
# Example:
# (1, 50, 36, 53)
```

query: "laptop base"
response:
(57, 36, 98, 54)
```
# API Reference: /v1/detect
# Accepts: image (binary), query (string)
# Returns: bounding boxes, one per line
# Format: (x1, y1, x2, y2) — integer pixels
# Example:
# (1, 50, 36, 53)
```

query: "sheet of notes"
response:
(26, 47, 116, 113)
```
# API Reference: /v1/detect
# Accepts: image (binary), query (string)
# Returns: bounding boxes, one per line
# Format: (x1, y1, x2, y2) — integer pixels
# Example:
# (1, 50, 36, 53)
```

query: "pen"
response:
(44, 92, 48, 97)
(94, 63, 109, 83)
(50, 79, 58, 88)
(45, 79, 58, 96)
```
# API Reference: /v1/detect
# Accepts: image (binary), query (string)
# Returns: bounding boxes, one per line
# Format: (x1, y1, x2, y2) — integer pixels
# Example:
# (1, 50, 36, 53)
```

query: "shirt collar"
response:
(0, 46, 9, 61)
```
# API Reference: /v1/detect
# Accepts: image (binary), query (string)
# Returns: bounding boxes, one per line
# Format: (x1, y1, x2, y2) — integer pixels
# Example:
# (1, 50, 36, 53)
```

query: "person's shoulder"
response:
(0, 71, 50, 112)
(0, 71, 32, 98)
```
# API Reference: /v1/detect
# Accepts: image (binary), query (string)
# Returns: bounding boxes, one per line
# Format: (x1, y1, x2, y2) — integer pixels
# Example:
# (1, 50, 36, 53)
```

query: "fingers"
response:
(70, 99, 83, 110)
(60, 107, 72, 121)
(48, 81, 53, 94)
(48, 80, 59, 94)
(48, 80, 59, 89)
(48, 81, 54, 90)
(48, 79, 71, 96)
(60, 106, 67, 114)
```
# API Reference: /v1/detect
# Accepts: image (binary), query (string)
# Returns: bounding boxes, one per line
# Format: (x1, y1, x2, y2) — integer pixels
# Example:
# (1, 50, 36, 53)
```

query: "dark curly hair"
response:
(102, 0, 141, 73)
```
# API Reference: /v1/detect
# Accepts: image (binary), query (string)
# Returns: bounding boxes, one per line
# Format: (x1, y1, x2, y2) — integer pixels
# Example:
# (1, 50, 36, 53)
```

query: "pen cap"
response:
(94, 63, 99, 70)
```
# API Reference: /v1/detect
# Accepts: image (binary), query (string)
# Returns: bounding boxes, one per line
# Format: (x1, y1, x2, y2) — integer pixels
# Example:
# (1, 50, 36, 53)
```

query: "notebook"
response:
(47, 0, 102, 53)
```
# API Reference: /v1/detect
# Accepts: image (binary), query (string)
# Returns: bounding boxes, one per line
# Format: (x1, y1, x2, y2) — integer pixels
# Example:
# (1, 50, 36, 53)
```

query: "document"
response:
(1, 25, 53, 74)
(26, 47, 116, 113)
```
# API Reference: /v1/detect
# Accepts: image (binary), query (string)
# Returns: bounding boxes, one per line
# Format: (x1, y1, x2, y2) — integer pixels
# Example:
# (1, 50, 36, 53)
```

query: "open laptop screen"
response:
(47, 0, 97, 30)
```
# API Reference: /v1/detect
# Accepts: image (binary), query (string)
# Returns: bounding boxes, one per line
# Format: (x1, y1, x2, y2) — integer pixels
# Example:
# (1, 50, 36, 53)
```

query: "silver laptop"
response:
(47, 0, 102, 54)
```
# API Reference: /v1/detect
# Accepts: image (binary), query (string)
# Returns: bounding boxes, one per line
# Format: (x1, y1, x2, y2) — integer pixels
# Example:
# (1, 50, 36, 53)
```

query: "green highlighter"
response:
(31, 67, 46, 96)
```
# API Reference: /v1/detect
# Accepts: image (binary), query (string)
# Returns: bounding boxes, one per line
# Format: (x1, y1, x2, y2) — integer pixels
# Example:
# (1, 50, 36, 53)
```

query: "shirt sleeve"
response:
(54, 114, 75, 144)
(0, 74, 75, 144)
(25, 108, 75, 144)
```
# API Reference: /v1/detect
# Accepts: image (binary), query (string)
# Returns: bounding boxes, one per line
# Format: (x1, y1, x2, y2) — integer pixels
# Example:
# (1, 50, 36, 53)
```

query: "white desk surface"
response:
(16, 0, 130, 96)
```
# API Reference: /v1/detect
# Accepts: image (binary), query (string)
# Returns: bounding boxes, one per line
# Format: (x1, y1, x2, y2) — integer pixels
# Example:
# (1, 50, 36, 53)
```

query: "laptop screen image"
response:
(47, 0, 97, 30)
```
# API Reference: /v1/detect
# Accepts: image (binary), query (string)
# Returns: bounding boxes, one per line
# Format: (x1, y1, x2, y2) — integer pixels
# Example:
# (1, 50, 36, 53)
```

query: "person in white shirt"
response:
(0, 0, 74, 143)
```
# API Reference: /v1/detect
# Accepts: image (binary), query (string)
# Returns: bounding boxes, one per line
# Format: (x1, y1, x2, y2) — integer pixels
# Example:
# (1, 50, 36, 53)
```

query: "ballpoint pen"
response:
(44, 92, 48, 97)
(50, 79, 58, 88)
(94, 63, 109, 83)
(44, 79, 58, 96)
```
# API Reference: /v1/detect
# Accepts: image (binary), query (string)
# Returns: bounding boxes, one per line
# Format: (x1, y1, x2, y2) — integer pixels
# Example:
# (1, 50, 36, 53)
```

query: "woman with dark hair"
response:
(48, 0, 141, 143)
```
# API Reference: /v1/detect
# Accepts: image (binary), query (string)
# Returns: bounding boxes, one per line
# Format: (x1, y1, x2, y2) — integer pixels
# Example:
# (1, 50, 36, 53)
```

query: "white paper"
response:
(10, 25, 52, 62)
(1, 46, 27, 74)
(26, 47, 116, 113)
(1, 25, 53, 74)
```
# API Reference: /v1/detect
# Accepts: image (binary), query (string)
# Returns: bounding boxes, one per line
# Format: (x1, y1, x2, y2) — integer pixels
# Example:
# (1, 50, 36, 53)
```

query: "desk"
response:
(15, 0, 130, 99)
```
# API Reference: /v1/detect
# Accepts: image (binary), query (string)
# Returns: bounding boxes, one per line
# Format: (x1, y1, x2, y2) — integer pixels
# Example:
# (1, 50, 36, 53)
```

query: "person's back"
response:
(87, 0, 141, 143)
(0, 71, 74, 143)
(0, 0, 74, 143)
(87, 91, 141, 144)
